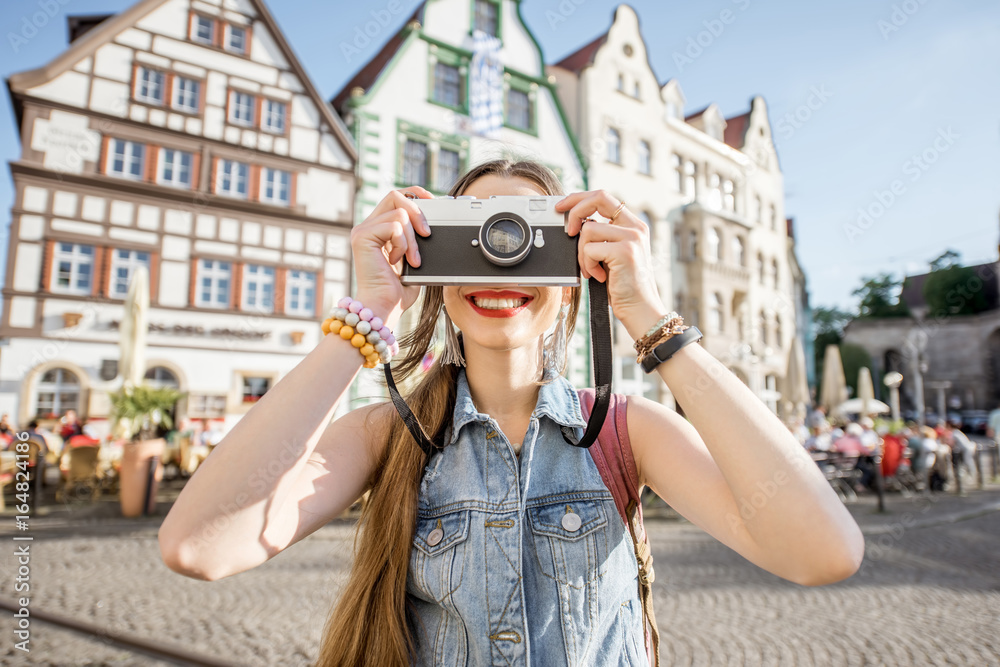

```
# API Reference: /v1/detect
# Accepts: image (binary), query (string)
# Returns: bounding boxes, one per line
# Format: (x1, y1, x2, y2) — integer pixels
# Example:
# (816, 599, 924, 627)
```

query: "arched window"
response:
(771, 259, 780, 288)
(607, 127, 621, 164)
(683, 160, 697, 202)
(688, 230, 698, 261)
(616, 73, 625, 92)
(754, 195, 763, 224)
(706, 227, 722, 262)
(732, 236, 746, 267)
(672, 229, 682, 262)
(769, 203, 778, 231)
(708, 292, 724, 334)
(144, 366, 179, 389)
(774, 315, 783, 348)
(757, 253, 766, 284)
(759, 310, 769, 346)
(638, 140, 651, 175)
(722, 179, 735, 212)
(707, 173, 722, 210)
(35, 367, 80, 418)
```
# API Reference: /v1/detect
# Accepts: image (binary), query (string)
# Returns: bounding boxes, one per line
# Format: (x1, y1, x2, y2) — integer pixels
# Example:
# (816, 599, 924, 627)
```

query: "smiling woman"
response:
(158, 159, 864, 667)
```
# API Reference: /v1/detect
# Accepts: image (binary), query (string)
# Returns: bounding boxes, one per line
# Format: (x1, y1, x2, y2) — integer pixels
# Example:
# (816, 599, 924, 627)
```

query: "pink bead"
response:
(386, 333, 396, 346)
(370, 317, 384, 331)
(348, 300, 363, 314)
(379, 328, 392, 340)
(390, 342, 400, 355)
(337, 297, 353, 309)
(359, 308, 373, 322)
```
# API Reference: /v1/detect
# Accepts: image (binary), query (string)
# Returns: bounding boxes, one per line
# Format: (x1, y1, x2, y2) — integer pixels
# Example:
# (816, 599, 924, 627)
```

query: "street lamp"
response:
(884, 371, 903, 423)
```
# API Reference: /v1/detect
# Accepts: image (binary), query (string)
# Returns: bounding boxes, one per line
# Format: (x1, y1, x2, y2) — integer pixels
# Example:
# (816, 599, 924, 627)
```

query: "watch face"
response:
(486, 219, 525, 254)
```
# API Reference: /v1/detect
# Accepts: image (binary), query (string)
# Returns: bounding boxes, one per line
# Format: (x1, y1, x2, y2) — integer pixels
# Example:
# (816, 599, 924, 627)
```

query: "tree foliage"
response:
(109, 384, 185, 442)
(923, 264, 990, 317)
(853, 273, 910, 319)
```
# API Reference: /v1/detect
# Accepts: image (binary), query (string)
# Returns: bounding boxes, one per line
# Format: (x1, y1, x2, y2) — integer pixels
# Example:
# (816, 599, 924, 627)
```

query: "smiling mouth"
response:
(470, 296, 530, 310)
(464, 291, 533, 317)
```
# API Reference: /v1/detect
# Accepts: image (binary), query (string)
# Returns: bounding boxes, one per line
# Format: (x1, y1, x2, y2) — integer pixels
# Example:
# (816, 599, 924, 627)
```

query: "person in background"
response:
(59, 409, 83, 439)
(805, 421, 833, 453)
(0, 413, 14, 437)
(940, 423, 978, 487)
(858, 416, 880, 452)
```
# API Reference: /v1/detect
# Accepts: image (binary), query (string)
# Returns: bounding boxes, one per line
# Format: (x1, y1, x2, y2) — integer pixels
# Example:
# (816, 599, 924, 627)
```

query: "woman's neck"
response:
(462, 339, 542, 424)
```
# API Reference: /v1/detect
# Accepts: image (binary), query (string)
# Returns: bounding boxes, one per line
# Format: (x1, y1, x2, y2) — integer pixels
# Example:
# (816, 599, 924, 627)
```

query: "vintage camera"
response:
(400, 195, 580, 286)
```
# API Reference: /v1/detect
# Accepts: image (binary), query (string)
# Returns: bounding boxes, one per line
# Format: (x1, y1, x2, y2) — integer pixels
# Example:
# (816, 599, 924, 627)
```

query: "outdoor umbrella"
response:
(837, 397, 891, 415)
(783, 336, 811, 420)
(857, 367, 877, 416)
(820, 344, 848, 417)
(119, 265, 149, 388)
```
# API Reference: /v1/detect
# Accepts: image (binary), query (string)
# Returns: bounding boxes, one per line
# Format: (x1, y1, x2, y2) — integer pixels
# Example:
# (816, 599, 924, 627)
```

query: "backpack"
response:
(578, 389, 661, 667)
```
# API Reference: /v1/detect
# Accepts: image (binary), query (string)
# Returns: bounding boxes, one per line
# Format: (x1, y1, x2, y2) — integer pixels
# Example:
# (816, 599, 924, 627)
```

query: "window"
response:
(192, 15, 215, 44)
(671, 153, 682, 191)
(52, 243, 94, 295)
(473, 0, 499, 36)
(774, 316, 783, 348)
(771, 259, 780, 288)
(144, 366, 180, 390)
(225, 24, 247, 54)
(108, 139, 145, 180)
(707, 227, 721, 262)
(769, 203, 778, 231)
(136, 67, 165, 104)
(35, 368, 80, 418)
(606, 127, 621, 164)
(197, 259, 231, 308)
(402, 139, 429, 188)
(723, 179, 735, 212)
(708, 293, 724, 334)
(109, 249, 151, 298)
(683, 160, 696, 202)
(754, 195, 763, 224)
(174, 77, 200, 113)
(261, 99, 286, 134)
(707, 173, 722, 210)
(216, 160, 249, 198)
(506, 88, 532, 131)
(189, 394, 226, 417)
(438, 149, 460, 192)
(687, 230, 698, 261)
(732, 236, 746, 267)
(242, 264, 275, 313)
(260, 168, 291, 206)
(158, 149, 193, 188)
(759, 310, 769, 346)
(638, 140, 651, 175)
(672, 229, 682, 262)
(616, 73, 624, 92)
(242, 376, 270, 403)
(665, 101, 679, 119)
(433, 62, 462, 108)
(633, 81, 641, 99)
(285, 270, 316, 316)
(757, 253, 766, 284)
(229, 91, 254, 125)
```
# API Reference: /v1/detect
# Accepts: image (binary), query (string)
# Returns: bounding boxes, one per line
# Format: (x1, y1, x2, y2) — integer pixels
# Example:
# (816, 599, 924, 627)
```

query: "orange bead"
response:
(360, 343, 375, 357)
(366, 352, 380, 366)
(321, 318, 333, 335)
(363, 358, 376, 369)
(339, 326, 354, 340)
(328, 319, 344, 336)
(351, 333, 366, 348)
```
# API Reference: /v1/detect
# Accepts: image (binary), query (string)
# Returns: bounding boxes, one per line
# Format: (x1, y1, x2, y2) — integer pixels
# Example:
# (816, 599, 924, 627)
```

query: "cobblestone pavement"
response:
(1, 478, 998, 666)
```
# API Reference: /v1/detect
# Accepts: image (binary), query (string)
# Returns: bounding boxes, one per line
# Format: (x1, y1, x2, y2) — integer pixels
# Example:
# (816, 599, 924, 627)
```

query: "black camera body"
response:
(401, 195, 580, 286)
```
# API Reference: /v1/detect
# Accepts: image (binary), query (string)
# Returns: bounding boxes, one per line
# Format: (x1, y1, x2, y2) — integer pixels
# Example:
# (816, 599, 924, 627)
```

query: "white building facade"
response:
(1, 0, 357, 430)
(332, 0, 593, 391)
(550, 5, 806, 414)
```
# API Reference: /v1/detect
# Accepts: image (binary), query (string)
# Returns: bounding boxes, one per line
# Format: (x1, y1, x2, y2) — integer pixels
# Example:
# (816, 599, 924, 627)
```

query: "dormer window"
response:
(192, 15, 214, 44)
(136, 67, 165, 105)
(226, 24, 247, 54)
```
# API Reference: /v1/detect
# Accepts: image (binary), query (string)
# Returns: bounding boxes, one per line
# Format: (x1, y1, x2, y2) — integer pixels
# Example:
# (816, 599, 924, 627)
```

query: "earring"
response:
(440, 308, 466, 367)
(543, 304, 570, 375)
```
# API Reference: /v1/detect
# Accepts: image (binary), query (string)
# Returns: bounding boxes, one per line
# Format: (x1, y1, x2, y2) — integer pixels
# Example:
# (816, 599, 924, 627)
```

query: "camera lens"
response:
(479, 214, 531, 266)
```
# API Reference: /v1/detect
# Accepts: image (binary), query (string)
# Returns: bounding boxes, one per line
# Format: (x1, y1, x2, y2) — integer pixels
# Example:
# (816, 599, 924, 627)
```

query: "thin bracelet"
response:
(640, 326, 703, 374)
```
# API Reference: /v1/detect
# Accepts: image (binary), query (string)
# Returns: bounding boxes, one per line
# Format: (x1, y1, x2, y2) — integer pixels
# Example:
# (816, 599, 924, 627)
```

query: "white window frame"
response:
(216, 159, 249, 198)
(261, 99, 286, 134)
(109, 249, 151, 299)
(723, 179, 735, 212)
(707, 173, 722, 210)
(225, 24, 247, 54)
(638, 140, 651, 175)
(107, 139, 145, 181)
(173, 76, 200, 113)
(706, 227, 722, 263)
(136, 67, 165, 105)
(260, 168, 291, 206)
(709, 293, 724, 335)
(192, 15, 215, 44)
(158, 149, 193, 189)
(671, 153, 682, 191)
(732, 236, 746, 267)
(52, 243, 95, 295)
(196, 259, 231, 309)
(683, 160, 696, 202)
(606, 127, 621, 164)
(35, 368, 80, 419)
(285, 270, 316, 317)
(229, 91, 255, 126)
(242, 264, 275, 313)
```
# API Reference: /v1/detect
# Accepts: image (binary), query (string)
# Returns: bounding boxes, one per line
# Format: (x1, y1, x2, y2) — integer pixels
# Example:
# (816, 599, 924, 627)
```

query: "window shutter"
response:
(231, 262, 243, 310)
(149, 250, 160, 304)
(41, 240, 55, 291)
(254, 95, 263, 130)
(274, 267, 286, 313)
(214, 18, 224, 47)
(145, 144, 158, 183)
(209, 156, 218, 194)
(243, 24, 253, 57)
(99, 246, 114, 297)
(91, 246, 104, 297)
(190, 151, 202, 191)
(288, 172, 297, 208)
(98, 136, 112, 175)
(249, 164, 260, 202)
(189, 259, 199, 306)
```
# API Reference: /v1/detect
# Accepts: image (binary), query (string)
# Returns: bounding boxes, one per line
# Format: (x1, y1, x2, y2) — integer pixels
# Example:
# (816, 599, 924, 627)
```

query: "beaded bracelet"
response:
(321, 297, 399, 369)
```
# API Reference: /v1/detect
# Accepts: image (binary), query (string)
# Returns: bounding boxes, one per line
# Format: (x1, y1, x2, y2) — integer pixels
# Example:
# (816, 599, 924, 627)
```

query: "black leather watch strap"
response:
(640, 326, 703, 374)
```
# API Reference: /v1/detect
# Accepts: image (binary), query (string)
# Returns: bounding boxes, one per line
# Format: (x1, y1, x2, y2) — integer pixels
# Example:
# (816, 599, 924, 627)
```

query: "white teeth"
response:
(472, 297, 528, 310)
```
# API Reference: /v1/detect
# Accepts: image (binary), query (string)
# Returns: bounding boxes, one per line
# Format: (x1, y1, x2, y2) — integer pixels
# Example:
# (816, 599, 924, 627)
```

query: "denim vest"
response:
(406, 369, 648, 666)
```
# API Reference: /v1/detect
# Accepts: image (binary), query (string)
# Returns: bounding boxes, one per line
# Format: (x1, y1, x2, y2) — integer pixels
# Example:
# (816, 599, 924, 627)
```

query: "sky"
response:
(1, 0, 998, 311)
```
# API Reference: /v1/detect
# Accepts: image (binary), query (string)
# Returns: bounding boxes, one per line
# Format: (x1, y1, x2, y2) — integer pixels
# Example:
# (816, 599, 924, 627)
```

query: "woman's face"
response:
(442, 174, 569, 353)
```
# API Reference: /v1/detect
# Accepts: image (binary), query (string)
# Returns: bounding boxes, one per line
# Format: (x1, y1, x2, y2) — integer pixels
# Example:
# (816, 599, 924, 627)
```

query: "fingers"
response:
(355, 209, 418, 267)
(580, 240, 629, 283)
(369, 188, 433, 237)
(558, 190, 644, 236)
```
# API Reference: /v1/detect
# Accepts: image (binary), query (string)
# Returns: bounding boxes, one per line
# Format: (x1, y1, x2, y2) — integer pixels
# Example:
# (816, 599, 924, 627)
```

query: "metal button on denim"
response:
(562, 511, 582, 532)
(427, 526, 443, 546)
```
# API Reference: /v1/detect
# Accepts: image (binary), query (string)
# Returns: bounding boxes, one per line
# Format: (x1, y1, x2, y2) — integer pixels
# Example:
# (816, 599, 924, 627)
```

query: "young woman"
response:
(158, 160, 865, 666)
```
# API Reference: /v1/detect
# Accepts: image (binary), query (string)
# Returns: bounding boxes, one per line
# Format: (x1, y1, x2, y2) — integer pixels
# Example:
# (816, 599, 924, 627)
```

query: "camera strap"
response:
(384, 277, 613, 455)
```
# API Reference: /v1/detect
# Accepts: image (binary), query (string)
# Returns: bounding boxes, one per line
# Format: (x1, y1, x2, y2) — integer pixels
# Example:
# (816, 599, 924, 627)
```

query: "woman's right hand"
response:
(350, 186, 433, 326)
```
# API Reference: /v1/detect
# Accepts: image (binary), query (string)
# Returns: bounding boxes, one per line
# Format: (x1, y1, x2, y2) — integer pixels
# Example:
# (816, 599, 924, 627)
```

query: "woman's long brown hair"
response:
(316, 159, 582, 666)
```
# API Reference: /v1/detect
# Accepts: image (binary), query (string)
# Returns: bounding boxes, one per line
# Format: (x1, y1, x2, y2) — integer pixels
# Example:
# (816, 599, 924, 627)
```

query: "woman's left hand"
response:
(556, 190, 665, 335)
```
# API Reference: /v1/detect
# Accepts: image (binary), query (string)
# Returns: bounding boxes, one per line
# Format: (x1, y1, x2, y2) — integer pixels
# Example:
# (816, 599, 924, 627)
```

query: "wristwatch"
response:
(640, 326, 703, 374)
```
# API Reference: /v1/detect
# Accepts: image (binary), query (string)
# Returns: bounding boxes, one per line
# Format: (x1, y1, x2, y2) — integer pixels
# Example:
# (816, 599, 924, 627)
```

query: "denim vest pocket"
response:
(527, 499, 609, 586)
(410, 509, 472, 607)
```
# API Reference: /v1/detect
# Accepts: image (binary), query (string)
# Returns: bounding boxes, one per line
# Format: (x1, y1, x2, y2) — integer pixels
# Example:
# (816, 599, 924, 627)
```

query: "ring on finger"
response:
(403, 191, 418, 200)
(610, 201, 626, 222)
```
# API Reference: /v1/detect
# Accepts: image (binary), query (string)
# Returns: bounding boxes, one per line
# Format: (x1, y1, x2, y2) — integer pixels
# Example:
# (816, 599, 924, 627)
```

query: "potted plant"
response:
(108, 385, 184, 517)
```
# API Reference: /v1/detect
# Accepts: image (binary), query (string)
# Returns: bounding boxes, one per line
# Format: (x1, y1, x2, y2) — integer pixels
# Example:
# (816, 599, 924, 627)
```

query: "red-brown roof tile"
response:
(552, 32, 608, 73)
(723, 111, 750, 149)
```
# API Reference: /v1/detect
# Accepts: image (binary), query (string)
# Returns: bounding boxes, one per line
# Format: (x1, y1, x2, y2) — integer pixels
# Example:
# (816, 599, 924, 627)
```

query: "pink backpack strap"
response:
(578, 389, 661, 667)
